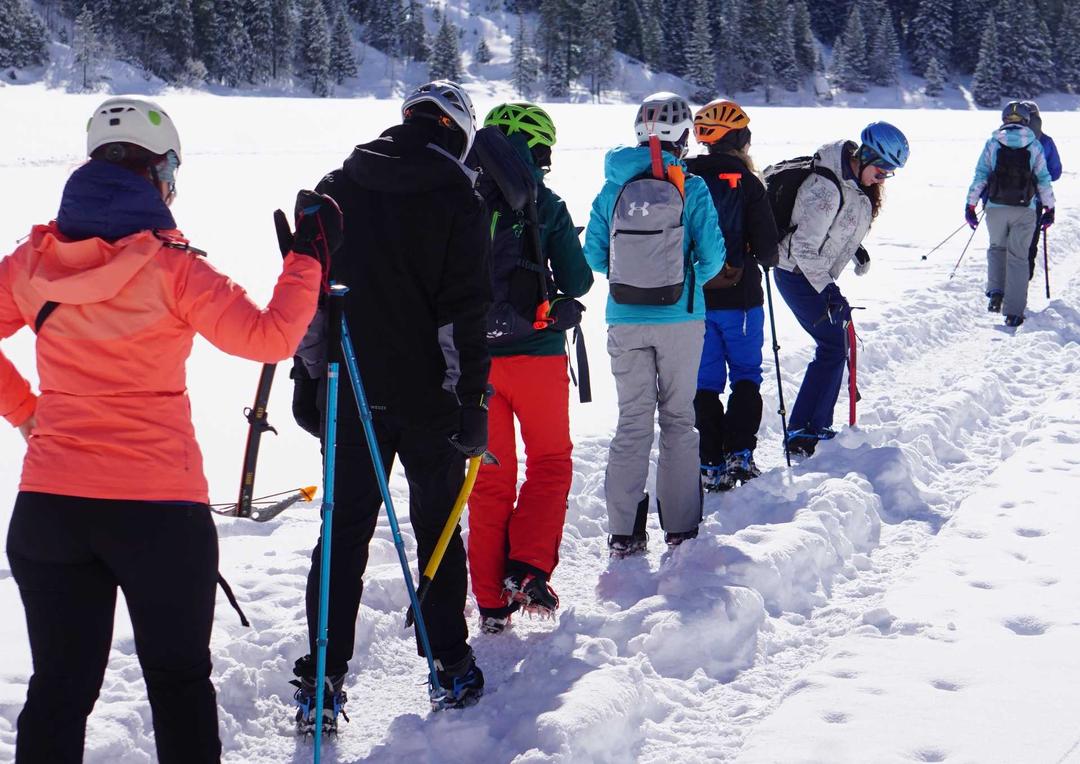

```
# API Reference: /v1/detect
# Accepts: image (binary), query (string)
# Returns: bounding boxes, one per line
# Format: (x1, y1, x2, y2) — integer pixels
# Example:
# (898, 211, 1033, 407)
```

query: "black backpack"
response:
(988, 145, 1036, 206)
(762, 156, 843, 242)
(473, 125, 583, 347)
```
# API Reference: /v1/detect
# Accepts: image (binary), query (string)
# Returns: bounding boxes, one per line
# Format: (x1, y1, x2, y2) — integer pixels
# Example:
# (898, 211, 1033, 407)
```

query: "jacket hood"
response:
(995, 124, 1037, 148)
(24, 223, 167, 305)
(343, 122, 477, 194)
(686, 151, 753, 175)
(813, 140, 858, 180)
(604, 145, 686, 185)
(506, 132, 546, 183)
(56, 160, 176, 242)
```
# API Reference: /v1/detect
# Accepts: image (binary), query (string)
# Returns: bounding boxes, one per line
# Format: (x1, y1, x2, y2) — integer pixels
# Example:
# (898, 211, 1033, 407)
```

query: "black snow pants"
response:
(304, 408, 471, 678)
(5, 492, 221, 764)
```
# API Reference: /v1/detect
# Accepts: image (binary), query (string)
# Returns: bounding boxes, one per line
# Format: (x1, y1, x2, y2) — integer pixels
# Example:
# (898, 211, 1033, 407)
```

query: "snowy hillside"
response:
(1, 92, 1079, 762)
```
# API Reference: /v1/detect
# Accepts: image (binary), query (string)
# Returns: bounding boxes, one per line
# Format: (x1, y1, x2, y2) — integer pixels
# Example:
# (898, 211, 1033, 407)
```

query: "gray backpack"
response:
(608, 163, 689, 307)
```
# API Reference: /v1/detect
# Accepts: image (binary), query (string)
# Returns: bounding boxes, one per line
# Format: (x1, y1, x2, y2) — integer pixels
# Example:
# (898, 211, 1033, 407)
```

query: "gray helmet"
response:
(401, 80, 477, 161)
(634, 92, 693, 144)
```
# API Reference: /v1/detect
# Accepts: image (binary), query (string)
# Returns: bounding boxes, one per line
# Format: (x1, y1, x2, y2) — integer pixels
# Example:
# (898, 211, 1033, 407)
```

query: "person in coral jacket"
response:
(0, 97, 339, 764)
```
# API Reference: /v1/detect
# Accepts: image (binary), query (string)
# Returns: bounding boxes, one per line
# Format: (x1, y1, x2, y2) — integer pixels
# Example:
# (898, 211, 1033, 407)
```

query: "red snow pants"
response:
(467, 355, 573, 612)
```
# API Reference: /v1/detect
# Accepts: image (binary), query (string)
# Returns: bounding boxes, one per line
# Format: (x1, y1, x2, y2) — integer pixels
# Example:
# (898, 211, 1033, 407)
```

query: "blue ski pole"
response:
(313, 285, 347, 763)
(338, 315, 446, 706)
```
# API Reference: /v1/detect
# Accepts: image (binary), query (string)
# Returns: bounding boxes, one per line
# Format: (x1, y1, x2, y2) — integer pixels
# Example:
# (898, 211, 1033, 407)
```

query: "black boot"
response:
(291, 656, 349, 736)
(503, 561, 560, 617)
(433, 649, 484, 710)
(609, 494, 649, 558)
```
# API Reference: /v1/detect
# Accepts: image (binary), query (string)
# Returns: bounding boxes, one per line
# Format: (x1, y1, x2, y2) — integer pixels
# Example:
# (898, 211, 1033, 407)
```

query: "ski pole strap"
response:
(217, 573, 250, 627)
(573, 325, 591, 403)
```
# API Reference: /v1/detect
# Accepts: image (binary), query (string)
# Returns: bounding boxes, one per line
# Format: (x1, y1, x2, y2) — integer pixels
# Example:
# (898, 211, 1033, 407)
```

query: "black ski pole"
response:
(920, 222, 967, 261)
(1043, 228, 1050, 299)
(763, 267, 791, 467)
(949, 210, 985, 280)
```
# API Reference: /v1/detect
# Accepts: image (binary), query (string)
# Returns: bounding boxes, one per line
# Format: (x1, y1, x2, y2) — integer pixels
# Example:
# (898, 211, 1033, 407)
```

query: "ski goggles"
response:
(153, 150, 180, 201)
(858, 145, 897, 177)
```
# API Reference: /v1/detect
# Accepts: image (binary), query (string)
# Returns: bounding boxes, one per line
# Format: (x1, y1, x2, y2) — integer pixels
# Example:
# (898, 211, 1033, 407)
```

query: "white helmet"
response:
(87, 97, 182, 164)
(634, 92, 693, 144)
(401, 80, 477, 161)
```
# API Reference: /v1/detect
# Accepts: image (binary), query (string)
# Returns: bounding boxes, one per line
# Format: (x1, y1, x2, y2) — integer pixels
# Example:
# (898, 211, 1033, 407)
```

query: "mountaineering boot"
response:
(701, 463, 730, 493)
(785, 429, 818, 458)
(291, 656, 348, 736)
(432, 649, 485, 710)
(987, 291, 1004, 313)
(1004, 314, 1025, 327)
(479, 613, 512, 634)
(725, 449, 761, 486)
(664, 527, 699, 548)
(503, 567, 560, 617)
(609, 493, 649, 558)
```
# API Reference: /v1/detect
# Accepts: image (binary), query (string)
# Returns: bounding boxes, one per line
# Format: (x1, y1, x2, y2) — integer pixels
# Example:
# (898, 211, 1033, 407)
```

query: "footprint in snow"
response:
(821, 711, 849, 724)
(930, 679, 962, 692)
(1015, 527, 1048, 538)
(967, 580, 994, 590)
(911, 749, 948, 762)
(1003, 616, 1050, 636)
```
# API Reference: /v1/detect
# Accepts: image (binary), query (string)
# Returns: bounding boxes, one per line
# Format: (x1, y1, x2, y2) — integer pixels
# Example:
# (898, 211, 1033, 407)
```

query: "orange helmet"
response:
(693, 100, 750, 144)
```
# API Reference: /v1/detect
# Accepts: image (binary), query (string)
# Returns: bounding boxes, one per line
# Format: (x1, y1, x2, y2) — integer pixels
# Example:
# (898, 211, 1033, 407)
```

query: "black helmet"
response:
(1001, 101, 1032, 126)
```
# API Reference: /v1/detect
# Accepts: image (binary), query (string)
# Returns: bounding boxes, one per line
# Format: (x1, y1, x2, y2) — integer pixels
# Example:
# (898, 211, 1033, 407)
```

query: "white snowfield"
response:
(0, 89, 1078, 763)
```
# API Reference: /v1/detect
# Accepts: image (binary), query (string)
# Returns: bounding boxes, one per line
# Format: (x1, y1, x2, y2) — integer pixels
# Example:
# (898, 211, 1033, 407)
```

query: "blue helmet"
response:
(858, 121, 909, 170)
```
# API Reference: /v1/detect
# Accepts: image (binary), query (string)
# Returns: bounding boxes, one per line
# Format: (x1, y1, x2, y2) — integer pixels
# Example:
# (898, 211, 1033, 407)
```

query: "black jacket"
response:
(685, 152, 778, 311)
(315, 121, 492, 425)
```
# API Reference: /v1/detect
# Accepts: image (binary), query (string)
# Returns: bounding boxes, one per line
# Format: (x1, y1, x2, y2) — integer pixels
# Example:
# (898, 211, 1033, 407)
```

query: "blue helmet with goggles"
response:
(858, 121, 909, 171)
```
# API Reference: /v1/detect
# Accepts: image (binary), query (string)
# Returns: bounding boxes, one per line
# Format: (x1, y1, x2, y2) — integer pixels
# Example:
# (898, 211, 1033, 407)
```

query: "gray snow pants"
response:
(605, 321, 704, 536)
(986, 206, 1037, 317)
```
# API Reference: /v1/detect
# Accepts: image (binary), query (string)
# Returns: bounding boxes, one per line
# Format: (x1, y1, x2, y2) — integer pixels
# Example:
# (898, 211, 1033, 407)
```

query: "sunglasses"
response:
(870, 165, 895, 181)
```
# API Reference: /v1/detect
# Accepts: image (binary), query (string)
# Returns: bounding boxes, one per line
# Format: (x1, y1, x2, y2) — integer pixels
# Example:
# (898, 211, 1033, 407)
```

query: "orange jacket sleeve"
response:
(173, 251, 321, 363)
(0, 255, 36, 426)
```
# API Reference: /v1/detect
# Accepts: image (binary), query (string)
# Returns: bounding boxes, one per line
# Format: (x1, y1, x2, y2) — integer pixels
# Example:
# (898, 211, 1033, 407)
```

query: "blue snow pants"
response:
(696, 306, 765, 392)
(774, 268, 846, 433)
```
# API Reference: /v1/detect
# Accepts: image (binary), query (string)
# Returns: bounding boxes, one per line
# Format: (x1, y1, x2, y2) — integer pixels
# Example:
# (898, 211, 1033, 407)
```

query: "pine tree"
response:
(167, 0, 196, 79)
(330, 8, 358, 82)
(613, 0, 644, 62)
(474, 37, 492, 64)
(429, 17, 462, 81)
(271, 0, 295, 80)
(685, 0, 716, 100)
(912, 0, 952, 75)
(768, 0, 799, 92)
(792, 0, 817, 75)
(1054, 0, 1080, 92)
(546, 40, 568, 97)
(717, 0, 747, 91)
(868, 13, 899, 85)
(510, 13, 537, 97)
(72, 5, 105, 89)
(971, 14, 1001, 107)
(639, 0, 663, 70)
(581, 0, 615, 100)
(951, 0, 986, 74)
(297, 0, 332, 95)
(400, 0, 428, 62)
(924, 55, 945, 95)
(368, 0, 400, 56)
(831, 2, 869, 92)
(1011, 0, 1053, 96)
(248, 0, 275, 84)
(216, 0, 255, 86)
(740, 0, 772, 90)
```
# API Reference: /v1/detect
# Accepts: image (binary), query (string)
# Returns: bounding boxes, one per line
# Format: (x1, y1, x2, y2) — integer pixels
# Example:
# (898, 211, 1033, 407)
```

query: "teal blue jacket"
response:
(584, 146, 725, 324)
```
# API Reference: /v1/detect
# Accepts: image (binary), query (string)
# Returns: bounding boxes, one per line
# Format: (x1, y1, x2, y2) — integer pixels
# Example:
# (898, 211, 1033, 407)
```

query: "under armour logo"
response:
(627, 201, 650, 217)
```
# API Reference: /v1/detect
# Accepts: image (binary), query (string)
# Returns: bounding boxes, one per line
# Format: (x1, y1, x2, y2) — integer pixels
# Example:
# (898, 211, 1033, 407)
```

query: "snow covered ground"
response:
(0, 89, 1078, 763)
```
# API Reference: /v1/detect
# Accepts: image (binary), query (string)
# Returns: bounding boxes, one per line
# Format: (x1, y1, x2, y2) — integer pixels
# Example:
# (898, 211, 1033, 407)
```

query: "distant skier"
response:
(685, 100, 778, 491)
(466, 103, 593, 634)
(584, 92, 725, 557)
(966, 102, 1055, 327)
(1018, 102, 1062, 281)
(0, 97, 334, 763)
(772, 122, 909, 457)
(292, 81, 491, 724)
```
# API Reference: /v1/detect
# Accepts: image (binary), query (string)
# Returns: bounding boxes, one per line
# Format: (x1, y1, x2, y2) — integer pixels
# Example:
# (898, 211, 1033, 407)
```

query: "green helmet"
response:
(483, 102, 556, 148)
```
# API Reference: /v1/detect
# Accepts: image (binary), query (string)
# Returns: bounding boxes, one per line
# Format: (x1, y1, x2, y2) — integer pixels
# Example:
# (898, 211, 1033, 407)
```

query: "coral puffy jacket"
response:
(0, 223, 320, 503)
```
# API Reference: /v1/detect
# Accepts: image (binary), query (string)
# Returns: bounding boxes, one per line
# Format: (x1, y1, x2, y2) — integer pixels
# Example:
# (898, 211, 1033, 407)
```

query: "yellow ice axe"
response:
(405, 455, 484, 627)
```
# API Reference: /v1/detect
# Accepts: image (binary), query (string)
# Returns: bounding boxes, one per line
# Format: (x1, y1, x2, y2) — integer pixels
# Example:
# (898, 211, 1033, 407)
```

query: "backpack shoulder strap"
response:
(34, 301, 60, 333)
(810, 165, 844, 213)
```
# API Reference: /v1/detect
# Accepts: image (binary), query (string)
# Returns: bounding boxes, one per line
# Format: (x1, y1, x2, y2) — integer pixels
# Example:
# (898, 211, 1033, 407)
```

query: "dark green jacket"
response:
(492, 134, 593, 357)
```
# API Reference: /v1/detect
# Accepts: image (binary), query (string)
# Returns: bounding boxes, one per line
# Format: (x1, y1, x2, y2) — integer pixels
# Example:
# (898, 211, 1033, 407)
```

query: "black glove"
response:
(965, 204, 979, 230)
(291, 190, 343, 265)
(854, 246, 870, 275)
(449, 406, 488, 458)
(822, 283, 851, 325)
(1041, 207, 1055, 230)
